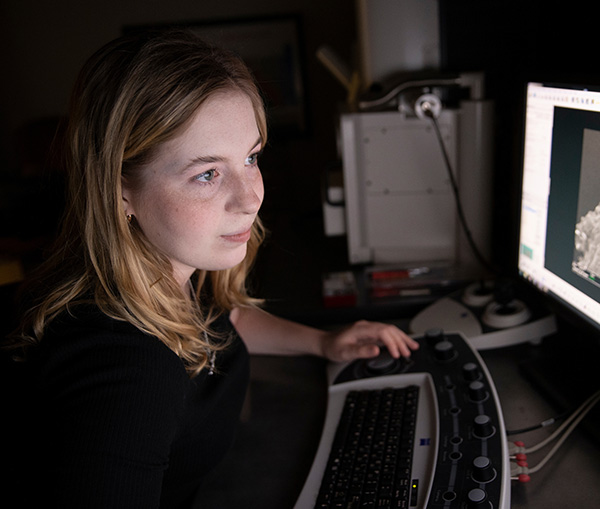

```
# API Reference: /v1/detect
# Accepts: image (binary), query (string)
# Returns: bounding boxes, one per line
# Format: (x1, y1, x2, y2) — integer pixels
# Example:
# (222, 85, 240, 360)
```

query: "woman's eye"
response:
(246, 153, 259, 166)
(195, 169, 217, 183)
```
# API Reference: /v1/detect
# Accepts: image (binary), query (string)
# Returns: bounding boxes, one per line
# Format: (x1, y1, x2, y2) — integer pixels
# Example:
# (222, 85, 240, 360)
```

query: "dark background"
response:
(3, 0, 600, 313)
(3, 3, 600, 507)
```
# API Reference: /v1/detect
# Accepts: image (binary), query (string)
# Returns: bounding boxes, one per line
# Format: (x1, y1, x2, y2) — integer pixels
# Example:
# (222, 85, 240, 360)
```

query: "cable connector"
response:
(415, 93, 441, 120)
(509, 440, 528, 465)
(514, 474, 532, 483)
(510, 462, 532, 483)
(508, 440, 526, 455)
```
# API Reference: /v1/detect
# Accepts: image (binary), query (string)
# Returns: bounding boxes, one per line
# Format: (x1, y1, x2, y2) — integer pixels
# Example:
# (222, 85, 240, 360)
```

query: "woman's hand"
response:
(320, 320, 420, 363)
(232, 307, 419, 361)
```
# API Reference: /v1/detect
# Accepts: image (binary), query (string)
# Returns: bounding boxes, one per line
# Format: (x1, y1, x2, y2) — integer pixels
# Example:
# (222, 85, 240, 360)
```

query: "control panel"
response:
(330, 329, 510, 508)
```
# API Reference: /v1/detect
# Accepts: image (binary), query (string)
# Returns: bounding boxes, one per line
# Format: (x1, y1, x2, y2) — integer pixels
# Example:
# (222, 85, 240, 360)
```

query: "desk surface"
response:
(480, 343, 600, 508)
(199, 335, 600, 508)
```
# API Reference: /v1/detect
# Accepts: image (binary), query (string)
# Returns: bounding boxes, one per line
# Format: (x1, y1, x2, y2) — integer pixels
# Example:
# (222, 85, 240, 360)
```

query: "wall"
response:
(0, 0, 355, 170)
(0, 0, 358, 305)
(6, 1, 599, 306)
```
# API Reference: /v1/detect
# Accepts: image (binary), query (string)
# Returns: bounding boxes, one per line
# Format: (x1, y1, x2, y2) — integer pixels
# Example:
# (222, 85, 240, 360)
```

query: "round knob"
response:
(467, 488, 488, 508)
(468, 381, 488, 402)
(472, 456, 495, 483)
(365, 350, 400, 374)
(482, 299, 531, 329)
(473, 414, 494, 438)
(462, 362, 480, 381)
(434, 340, 456, 361)
(462, 281, 495, 308)
(424, 327, 445, 345)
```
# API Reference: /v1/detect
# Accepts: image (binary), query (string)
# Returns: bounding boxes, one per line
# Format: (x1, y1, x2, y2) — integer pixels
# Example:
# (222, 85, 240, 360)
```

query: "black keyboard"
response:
(295, 331, 511, 509)
(316, 386, 419, 508)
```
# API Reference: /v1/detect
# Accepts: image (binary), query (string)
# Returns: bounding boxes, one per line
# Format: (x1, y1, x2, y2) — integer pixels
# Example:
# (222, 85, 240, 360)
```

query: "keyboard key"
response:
(315, 386, 419, 508)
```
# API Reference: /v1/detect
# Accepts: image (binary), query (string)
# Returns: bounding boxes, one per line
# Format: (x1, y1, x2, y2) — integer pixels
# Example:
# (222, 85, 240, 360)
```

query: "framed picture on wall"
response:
(125, 15, 308, 137)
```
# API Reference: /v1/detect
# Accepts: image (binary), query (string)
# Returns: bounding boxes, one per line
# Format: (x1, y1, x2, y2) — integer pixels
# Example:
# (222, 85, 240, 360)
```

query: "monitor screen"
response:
(518, 81, 600, 331)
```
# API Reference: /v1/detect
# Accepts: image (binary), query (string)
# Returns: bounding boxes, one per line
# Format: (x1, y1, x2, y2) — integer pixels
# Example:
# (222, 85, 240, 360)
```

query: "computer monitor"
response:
(518, 81, 600, 335)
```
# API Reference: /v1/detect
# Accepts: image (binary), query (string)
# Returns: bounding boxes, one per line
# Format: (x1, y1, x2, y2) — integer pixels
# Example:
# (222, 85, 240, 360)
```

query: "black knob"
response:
(472, 456, 495, 483)
(469, 381, 488, 402)
(462, 362, 480, 381)
(365, 350, 400, 374)
(473, 414, 494, 438)
(467, 488, 488, 508)
(434, 340, 456, 361)
(424, 327, 445, 345)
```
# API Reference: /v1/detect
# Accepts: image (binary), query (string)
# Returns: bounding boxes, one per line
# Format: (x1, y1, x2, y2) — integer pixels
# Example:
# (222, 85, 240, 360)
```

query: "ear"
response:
(121, 177, 135, 217)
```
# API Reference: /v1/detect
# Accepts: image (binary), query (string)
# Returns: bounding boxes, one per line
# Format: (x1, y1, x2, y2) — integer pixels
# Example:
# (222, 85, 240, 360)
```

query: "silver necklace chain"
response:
(191, 280, 217, 376)
(203, 330, 217, 376)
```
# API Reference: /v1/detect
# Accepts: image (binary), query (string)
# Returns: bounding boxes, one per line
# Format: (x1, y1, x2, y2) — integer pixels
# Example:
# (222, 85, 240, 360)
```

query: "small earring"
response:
(127, 214, 133, 223)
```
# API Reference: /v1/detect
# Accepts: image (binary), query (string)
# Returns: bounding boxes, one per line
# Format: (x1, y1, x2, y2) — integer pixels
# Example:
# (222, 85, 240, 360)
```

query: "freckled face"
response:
(122, 91, 264, 288)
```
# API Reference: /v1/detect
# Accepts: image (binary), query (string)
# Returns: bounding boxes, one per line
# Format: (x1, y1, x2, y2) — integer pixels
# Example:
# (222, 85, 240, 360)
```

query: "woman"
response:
(4, 29, 418, 508)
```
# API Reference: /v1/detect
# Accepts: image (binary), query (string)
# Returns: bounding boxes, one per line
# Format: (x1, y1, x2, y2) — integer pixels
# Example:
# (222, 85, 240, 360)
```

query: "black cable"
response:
(505, 412, 569, 436)
(424, 107, 499, 276)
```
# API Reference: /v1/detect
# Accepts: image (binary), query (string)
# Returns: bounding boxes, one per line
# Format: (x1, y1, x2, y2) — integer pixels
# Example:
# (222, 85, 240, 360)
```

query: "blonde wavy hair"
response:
(10, 29, 267, 376)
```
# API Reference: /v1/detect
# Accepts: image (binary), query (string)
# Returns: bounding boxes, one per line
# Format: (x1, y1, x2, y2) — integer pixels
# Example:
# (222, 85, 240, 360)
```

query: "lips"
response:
(221, 227, 252, 243)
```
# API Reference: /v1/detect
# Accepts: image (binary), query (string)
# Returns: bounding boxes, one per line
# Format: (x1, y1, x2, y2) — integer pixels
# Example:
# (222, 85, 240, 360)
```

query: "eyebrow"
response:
(181, 137, 263, 172)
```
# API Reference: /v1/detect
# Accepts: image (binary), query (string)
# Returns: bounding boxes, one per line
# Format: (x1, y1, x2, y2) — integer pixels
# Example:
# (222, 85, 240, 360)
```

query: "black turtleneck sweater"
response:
(4, 306, 249, 508)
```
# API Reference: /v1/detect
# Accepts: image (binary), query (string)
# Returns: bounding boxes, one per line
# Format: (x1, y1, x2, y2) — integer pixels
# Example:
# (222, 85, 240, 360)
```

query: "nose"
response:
(225, 171, 263, 215)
